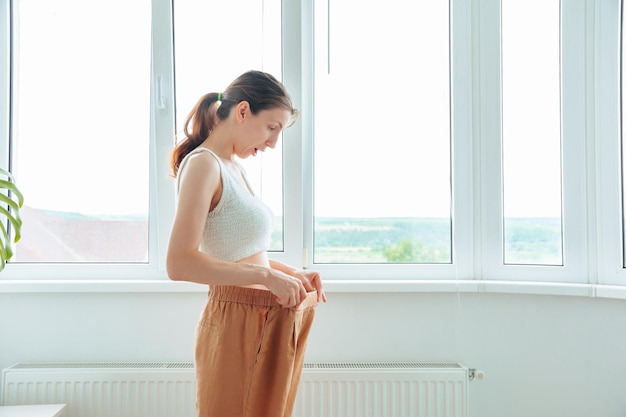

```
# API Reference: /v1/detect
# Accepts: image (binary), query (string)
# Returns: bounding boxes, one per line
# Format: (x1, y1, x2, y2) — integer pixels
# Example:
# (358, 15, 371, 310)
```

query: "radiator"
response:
(1, 362, 468, 417)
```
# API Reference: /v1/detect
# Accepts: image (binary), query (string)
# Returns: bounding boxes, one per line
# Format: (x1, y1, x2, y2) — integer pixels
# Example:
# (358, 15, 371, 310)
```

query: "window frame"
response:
(1, 0, 9, 175)
(480, 0, 589, 283)
(596, 0, 625, 285)
(0, 0, 170, 280)
(273, 0, 305, 269)
(303, 0, 474, 281)
(0, 0, 622, 288)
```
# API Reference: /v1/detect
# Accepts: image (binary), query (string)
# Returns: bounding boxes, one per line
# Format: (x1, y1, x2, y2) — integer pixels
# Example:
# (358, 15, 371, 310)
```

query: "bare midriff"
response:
(236, 251, 270, 290)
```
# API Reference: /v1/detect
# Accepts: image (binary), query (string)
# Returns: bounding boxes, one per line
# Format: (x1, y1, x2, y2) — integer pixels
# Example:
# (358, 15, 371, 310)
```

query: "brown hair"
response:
(169, 70, 299, 177)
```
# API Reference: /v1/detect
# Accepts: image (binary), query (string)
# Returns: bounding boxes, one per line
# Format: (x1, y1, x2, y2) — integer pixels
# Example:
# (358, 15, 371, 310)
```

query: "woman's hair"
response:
(169, 70, 299, 177)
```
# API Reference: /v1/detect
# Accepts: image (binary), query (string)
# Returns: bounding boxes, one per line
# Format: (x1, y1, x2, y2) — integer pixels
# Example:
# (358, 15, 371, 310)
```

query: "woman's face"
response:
(236, 106, 291, 159)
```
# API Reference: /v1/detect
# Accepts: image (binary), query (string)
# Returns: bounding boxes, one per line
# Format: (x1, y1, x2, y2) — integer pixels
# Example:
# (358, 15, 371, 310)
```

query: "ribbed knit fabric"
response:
(178, 147, 274, 262)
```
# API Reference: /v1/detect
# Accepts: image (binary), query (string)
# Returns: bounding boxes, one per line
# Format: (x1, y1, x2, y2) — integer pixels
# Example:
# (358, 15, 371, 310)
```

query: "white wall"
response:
(1, 288, 626, 417)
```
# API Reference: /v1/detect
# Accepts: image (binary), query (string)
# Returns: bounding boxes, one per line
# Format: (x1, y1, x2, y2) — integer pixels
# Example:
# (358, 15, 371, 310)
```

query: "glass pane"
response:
(11, 0, 151, 263)
(173, 0, 284, 250)
(313, 0, 451, 264)
(501, 0, 563, 266)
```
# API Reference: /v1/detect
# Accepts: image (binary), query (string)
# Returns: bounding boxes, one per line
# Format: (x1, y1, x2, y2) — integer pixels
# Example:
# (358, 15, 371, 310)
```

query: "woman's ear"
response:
(235, 101, 250, 123)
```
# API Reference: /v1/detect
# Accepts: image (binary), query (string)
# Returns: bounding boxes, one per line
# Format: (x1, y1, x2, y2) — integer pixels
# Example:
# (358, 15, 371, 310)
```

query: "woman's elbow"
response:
(167, 270, 185, 282)
(166, 266, 182, 282)
(166, 252, 186, 282)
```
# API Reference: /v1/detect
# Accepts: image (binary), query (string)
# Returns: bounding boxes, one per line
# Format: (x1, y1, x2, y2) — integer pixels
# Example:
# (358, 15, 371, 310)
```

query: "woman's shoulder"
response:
(181, 147, 221, 172)
(177, 148, 222, 189)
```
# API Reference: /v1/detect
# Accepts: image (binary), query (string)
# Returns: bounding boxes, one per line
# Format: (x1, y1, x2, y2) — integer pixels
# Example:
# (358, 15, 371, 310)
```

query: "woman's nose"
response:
(266, 136, 278, 149)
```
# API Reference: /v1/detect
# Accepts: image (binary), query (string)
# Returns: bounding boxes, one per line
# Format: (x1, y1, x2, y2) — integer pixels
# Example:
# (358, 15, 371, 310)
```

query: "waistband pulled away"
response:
(208, 285, 318, 310)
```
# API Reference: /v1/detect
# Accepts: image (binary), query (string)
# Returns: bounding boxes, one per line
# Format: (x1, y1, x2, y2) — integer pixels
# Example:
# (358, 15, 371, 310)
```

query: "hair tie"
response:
(217, 92, 222, 102)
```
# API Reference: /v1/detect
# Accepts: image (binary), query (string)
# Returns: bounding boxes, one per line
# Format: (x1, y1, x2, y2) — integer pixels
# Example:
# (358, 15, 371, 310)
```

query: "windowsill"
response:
(1, 278, 626, 300)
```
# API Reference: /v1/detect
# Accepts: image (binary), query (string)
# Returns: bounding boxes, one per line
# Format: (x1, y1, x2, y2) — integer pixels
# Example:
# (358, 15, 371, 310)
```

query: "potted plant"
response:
(0, 168, 23, 271)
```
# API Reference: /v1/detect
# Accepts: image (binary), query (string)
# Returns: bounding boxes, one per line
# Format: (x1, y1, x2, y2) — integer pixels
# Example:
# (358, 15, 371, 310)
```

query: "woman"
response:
(166, 70, 326, 417)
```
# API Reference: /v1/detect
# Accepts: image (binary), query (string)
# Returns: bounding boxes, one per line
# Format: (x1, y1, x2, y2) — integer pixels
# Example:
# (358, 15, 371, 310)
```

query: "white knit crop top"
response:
(177, 147, 274, 262)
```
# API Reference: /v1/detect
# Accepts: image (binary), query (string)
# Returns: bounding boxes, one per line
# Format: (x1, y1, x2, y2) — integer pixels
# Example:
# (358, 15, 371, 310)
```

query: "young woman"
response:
(166, 70, 326, 417)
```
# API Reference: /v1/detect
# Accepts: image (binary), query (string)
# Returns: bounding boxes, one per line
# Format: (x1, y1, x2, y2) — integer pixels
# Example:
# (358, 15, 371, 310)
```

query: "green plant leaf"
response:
(0, 219, 13, 257)
(0, 179, 24, 207)
(0, 193, 22, 217)
(0, 206, 21, 242)
(0, 168, 23, 270)
(0, 220, 10, 272)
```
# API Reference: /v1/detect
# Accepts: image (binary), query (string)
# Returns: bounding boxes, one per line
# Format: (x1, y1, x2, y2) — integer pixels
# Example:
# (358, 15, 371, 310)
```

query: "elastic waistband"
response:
(208, 285, 318, 310)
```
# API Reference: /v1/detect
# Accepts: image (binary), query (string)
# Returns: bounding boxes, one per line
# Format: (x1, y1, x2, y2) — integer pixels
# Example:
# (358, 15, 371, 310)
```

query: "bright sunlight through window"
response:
(313, 0, 452, 264)
(11, 0, 151, 263)
(502, 0, 563, 266)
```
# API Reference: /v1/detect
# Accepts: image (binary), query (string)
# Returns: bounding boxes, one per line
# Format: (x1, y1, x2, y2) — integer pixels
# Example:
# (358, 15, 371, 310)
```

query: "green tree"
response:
(382, 238, 446, 263)
(382, 239, 414, 262)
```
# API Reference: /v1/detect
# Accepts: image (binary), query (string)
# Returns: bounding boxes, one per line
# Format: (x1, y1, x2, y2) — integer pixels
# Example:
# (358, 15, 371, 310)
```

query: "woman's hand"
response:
(291, 269, 327, 303)
(264, 269, 308, 308)
(267, 259, 328, 306)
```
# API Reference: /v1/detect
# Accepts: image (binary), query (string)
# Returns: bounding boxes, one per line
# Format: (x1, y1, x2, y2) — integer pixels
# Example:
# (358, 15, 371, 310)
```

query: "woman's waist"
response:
(236, 251, 270, 291)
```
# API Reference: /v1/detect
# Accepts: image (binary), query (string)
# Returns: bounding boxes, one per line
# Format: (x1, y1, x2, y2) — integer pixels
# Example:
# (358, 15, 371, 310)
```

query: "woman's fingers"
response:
(273, 274, 306, 308)
(310, 274, 325, 302)
(302, 271, 327, 303)
(271, 268, 327, 308)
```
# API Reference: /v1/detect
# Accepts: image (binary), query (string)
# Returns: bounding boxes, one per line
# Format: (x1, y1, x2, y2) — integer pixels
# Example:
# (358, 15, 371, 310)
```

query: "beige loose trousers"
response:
(195, 285, 317, 417)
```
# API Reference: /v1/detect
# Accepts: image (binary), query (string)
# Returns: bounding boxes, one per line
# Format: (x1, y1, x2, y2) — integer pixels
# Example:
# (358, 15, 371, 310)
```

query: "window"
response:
(480, 0, 587, 282)
(0, 0, 623, 287)
(10, 0, 151, 263)
(313, 0, 452, 265)
(173, 0, 284, 251)
(501, 0, 562, 265)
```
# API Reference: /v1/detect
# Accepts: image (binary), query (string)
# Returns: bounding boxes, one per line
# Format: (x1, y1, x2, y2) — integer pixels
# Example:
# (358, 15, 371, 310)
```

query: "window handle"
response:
(155, 75, 167, 111)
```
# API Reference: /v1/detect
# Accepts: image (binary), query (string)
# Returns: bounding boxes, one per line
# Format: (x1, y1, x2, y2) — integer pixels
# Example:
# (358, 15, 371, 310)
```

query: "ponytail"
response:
(169, 92, 220, 177)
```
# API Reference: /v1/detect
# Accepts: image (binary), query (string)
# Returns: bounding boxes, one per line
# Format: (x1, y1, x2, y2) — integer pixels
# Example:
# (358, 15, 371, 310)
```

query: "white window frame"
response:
(0, 0, 9, 174)
(0, 0, 623, 290)
(302, 0, 474, 281)
(0, 0, 172, 280)
(596, 0, 625, 286)
(272, 0, 305, 269)
(479, 0, 589, 283)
